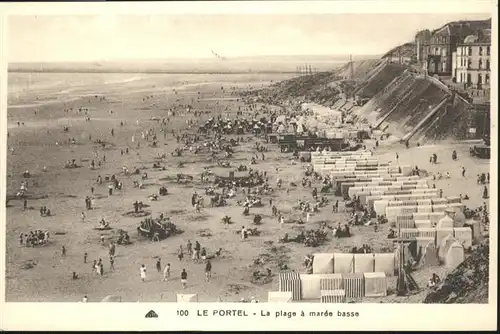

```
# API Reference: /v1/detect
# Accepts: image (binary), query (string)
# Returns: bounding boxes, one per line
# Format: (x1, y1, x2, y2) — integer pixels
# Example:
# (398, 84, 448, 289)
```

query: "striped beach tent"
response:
(278, 271, 301, 301)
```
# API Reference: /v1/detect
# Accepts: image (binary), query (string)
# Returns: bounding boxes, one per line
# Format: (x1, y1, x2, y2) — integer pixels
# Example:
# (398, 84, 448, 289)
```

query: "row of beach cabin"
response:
(268, 150, 475, 303)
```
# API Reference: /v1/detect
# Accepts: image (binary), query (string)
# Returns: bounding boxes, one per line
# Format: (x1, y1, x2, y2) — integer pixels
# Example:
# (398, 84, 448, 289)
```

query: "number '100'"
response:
(177, 310, 189, 316)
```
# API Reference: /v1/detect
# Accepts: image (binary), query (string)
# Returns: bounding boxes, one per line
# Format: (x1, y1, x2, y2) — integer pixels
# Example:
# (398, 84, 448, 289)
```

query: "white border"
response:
(0, 1, 498, 331)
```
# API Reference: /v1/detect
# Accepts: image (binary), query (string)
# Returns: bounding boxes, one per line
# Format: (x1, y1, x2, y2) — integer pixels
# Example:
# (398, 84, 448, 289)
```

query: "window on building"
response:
(435, 47, 439, 55)
(486, 74, 490, 84)
(479, 47, 483, 56)
(479, 59, 483, 69)
(487, 46, 490, 56)
(486, 60, 490, 70)
(468, 47, 472, 56)
(468, 59, 472, 69)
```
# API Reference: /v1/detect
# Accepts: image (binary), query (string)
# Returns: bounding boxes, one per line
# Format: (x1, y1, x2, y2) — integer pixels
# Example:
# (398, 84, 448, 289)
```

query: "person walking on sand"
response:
(61, 246, 66, 257)
(205, 260, 212, 282)
(181, 269, 188, 289)
(84, 252, 88, 263)
(110, 256, 115, 270)
(461, 167, 466, 178)
(178, 246, 184, 261)
(92, 260, 97, 273)
(81, 212, 86, 222)
(156, 258, 162, 273)
(23, 198, 28, 210)
(186, 240, 193, 256)
(140, 264, 147, 282)
(194, 241, 201, 260)
(241, 226, 247, 241)
(163, 263, 171, 281)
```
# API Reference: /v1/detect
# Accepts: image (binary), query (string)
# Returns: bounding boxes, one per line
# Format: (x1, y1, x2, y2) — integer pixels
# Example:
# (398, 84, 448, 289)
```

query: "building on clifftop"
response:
(453, 29, 491, 92)
(418, 19, 491, 76)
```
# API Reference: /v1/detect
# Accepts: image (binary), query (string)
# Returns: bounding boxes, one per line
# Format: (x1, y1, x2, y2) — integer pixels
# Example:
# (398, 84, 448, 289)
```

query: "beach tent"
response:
(278, 271, 301, 301)
(436, 228, 455, 249)
(364, 272, 388, 297)
(436, 215, 454, 229)
(319, 274, 344, 290)
(445, 241, 465, 270)
(438, 234, 458, 262)
(299, 274, 341, 300)
(354, 254, 375, 273)
(333, 253, 354, 274)
(312, 253, 334, 274)
(101, 295, 122, 302)
(268, 291, 293, 303)
(453, 227, 473, 249)
(342, 273, 365, 299)
(374, 253, 396, 276)
(320, 289, 346, 303)
(417, 242, 439, 268)
(176, 294, 198, 303)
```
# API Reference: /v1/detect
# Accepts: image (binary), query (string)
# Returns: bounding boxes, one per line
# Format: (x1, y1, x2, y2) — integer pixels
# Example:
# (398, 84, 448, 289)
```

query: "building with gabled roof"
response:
(417, 18, 491, 76)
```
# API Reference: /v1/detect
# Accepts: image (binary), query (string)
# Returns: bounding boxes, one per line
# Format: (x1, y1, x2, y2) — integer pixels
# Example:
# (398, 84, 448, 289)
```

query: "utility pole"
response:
(349, 54, 355, 100)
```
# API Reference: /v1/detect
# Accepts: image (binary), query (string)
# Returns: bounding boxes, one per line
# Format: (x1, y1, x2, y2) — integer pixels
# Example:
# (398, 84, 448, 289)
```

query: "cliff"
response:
(381, 42, 416, 59)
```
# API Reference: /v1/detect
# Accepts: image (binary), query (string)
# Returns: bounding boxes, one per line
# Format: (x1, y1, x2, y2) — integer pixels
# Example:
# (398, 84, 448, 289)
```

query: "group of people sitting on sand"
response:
(133, 201, 145, 213)
(351, 244, 373, 254)
(241, 195, 262, 208)
(477, 172, 490, 185)
(297, 199, 319, 214)
(20, 229, 50, 247)
(427, 273, 441, 288)
(332, 223, 351, 238)
(39, 206, 52, 217)
(98, 218, 110, 229)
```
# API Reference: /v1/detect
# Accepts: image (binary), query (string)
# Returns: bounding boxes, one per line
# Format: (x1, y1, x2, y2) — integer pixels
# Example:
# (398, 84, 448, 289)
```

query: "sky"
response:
(7, 13, 492, 62)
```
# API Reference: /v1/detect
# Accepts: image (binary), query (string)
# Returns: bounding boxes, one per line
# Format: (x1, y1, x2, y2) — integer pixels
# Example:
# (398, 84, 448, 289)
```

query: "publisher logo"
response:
(145, 310, 159, 318)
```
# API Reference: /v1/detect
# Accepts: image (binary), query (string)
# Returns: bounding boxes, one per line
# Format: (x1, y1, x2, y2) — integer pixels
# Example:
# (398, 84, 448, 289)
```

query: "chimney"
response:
(477, 29, 484, 41)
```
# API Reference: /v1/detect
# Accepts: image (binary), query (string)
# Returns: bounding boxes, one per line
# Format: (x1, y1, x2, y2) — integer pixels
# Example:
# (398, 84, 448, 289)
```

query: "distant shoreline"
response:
(8, 69, 305, 75)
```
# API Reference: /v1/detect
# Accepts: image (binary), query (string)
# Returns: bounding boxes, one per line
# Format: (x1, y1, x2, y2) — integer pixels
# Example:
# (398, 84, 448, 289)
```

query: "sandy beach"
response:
(5, 71, 489, 303)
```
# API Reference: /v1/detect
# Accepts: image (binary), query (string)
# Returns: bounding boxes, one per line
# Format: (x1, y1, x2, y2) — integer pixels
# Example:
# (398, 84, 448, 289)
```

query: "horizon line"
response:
(9, 53, 382, 64)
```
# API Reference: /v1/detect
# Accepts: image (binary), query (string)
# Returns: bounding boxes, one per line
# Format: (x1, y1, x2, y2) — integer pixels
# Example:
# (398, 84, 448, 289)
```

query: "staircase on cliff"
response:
(401, 95, 450, 142)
